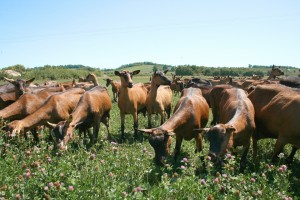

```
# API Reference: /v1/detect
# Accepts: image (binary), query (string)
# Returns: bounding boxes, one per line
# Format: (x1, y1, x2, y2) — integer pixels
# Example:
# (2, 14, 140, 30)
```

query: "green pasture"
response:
(0, 76, 299, 199)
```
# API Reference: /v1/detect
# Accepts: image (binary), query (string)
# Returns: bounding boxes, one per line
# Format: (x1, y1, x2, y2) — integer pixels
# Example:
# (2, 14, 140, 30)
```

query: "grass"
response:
(0, 76, 299, 199)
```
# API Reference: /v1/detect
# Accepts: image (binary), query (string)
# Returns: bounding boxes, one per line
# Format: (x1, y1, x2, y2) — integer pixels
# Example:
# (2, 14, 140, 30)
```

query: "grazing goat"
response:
(248, 84, 300, 163)
(47, 86, 112, 149)
(6, 88, 85, 143)
(114, 70, 147, 139)
(0, 85, 65, 121)
(140, 87, 209, 164)
(146, 70, 172, 128)
(197, 88, 255, 171)
(105, 78, 121, 102)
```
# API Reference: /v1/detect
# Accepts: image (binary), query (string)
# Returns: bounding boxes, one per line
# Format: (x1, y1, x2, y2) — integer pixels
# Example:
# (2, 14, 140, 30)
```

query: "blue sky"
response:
(1, 0, 300, 69)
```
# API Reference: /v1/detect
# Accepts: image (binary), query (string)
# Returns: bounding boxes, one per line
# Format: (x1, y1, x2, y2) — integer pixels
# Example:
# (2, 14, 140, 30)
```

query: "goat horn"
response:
(47, 121, 57, 128)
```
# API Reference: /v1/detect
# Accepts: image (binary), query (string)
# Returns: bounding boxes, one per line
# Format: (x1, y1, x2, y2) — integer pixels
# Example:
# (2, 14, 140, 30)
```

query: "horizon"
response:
(1, 1, 300, 69)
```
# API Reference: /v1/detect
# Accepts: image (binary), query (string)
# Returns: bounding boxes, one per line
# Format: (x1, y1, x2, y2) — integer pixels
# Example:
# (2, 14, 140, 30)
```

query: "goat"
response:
(47, 86, 112, 149)
(6, 88, 85, 143)
(114, 70, 147, 139)
(197, 88, 255, 171)
(74, 73, 99, 90)
(139, 87, 209, 164)
(0, 77, 35, 110)
(146, 70, 172, 128)
(0, 85, 65, 122)
(105, 78, 121, 102)
(267, 65, 284, 80)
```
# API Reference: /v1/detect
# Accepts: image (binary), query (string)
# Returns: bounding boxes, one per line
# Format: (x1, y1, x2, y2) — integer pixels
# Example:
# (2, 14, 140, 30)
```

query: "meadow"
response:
(0, 76, 299, 199)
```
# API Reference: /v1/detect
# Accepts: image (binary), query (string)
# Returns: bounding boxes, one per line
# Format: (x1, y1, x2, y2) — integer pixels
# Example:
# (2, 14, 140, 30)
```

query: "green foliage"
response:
(20, 65, 102, 81)
(2, 64, 26, 73)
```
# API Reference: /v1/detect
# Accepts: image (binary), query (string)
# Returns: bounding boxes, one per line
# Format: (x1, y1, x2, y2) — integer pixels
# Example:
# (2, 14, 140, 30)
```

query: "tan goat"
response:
(105, 78, 121, 102)
(146, 70, 172, 128)
(47, 86, 112, 149)
(140, 87, 209, 164)
(114, 70, 147, 139)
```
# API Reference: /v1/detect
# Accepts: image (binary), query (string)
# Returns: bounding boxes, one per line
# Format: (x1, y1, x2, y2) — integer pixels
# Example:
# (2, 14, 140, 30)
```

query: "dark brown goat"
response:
(140, 87, 209, 164)
(47, 86, 112, 149)
(114, 70, 147, 139)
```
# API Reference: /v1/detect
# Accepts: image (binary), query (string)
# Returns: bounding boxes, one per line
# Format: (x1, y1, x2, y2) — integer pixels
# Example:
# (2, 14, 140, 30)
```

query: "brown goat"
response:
(6, 88, 85, 142)
(0, 77, 35, 110)
(105, 78, 121, 102)
(47, 86, 112, 149)
(0, 85, 65, 121)
(74, 73, 99, 91)
(198, 88, 255, 171)
(114, 70, 147, 139)
(146, 70, 172, 128)
(140, 87, 209, 164)
(267, 65, 284, 80)
(248, 84, 300, 163)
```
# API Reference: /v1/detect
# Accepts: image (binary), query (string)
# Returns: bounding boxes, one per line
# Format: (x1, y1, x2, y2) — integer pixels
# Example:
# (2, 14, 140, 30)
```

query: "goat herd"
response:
(0, 66, 300, 172)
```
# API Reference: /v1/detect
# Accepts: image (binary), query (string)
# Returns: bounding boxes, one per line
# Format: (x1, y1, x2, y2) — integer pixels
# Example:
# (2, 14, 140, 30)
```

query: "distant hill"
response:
(102, 62, 175, 76)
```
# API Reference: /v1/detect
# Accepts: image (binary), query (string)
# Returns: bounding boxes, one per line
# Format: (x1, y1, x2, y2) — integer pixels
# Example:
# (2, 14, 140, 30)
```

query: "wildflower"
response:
(226, 153, 232, 159)
(250, 178, 256, 183)
(90, 153, 96, 160)
(68, 186, 74, 191)
(60, 173, 64, 178)
(206, 156, 211, 161)
(48, 182, 54, 188)
(54, 181, 61, 189)
(214, 177, 219, 184)
(222, 174, 228, 178)
(257, 190, 262, 195)
(110, 141, 117, 145)
(122, 191, 127, 197)
(134, 186, 143, 192)
(15, 194, 21, 200)
(278, 152, 284, 159)
(47, 157, 52, 163)
(109, 172, 114, 177)
(112, 147, 118, 152)
(44, 186, 49, 191)
(200, 179, 206, 185)
(182, 157, 188, 163)
(180, 165, 186, 170)
(25, 172, 30, 179)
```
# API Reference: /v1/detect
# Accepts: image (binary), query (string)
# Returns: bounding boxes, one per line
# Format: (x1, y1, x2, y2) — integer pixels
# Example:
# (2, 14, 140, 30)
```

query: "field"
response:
(0, 76, 299, 199)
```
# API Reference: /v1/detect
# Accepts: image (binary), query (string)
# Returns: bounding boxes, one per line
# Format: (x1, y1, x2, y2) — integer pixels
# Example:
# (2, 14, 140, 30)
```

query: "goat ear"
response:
(132, 70, 140, 76)
(47, 121, 57, 128)
(163, 69, 169, 74)
(3, 77, 15, 84)
(139, 129, 154, 134)
(26, 78, 35, 85)
(225, 125, 236, 133)
(166, 130, 175, 136)
(114, 71, 121, 76)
